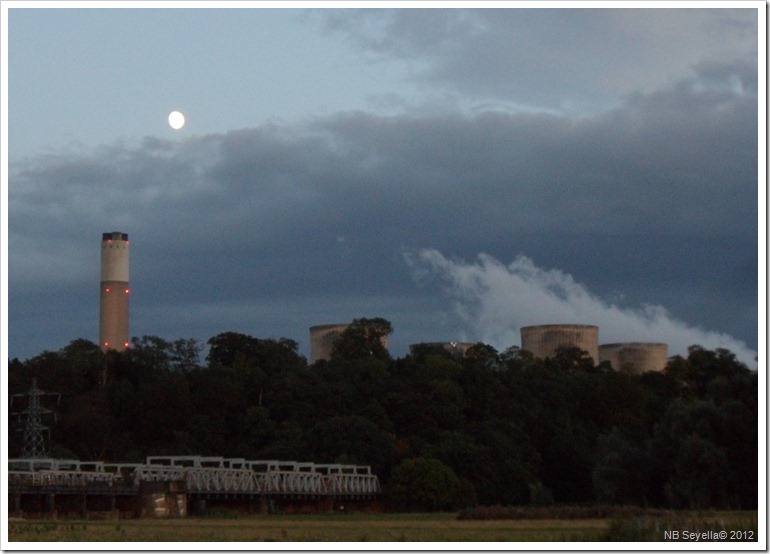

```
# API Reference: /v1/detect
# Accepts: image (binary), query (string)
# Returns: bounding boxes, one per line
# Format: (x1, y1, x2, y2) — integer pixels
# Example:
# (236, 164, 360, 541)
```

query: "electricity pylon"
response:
(10, 378, 60, 458)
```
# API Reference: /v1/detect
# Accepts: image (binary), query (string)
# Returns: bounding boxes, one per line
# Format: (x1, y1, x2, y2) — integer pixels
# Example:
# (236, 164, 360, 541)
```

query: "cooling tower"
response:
(309, 323, 390, 363)
(99, 231, 130, 352)
(520, 324, 599, 363)
(599, 343, 668, 374)
(309, 324, 350, 364)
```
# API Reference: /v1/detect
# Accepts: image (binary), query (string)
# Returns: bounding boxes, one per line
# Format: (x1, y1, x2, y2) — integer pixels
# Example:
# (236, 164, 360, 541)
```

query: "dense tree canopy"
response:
(7, 321, 758, 511)
(330, 317, 393, 361)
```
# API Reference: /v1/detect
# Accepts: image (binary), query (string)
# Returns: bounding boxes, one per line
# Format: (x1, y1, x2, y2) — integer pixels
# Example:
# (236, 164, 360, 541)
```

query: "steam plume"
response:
(411, 249, 757, 367)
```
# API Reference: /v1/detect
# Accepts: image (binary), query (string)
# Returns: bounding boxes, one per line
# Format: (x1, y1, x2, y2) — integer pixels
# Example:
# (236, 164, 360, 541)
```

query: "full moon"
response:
(168, 111, 185, 130)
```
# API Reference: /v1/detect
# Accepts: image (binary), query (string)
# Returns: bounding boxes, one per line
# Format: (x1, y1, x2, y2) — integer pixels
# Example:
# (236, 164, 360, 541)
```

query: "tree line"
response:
(8, 318, 757, 511)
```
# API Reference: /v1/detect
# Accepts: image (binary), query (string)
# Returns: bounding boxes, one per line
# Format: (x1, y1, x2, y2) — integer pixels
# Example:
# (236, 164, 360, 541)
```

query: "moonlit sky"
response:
(5, 3, 764, 365)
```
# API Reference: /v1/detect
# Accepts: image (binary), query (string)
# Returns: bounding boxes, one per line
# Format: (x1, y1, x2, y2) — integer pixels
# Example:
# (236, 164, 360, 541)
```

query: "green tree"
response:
(667, 434, 729, 509)
(61, 339, 106, 388)
(306, 415, 396, 476)
(485, 420, 541, 505)
(462, 343, 500, 370)
(207, 332, 305, 371)
(666, 345, 750, 395)
(546, 346, 596, 372)
(592, 427, 648, 505)
(408, 343, 457, 362)
(56, 389, 112, 460)
(168, 338, 203, 372)
(186, 366, 247, 454)
(386, 360, 465, 439)
(499, 345, 537, 371)
(103, 377, 140, 460)
(330, 317, 393, 361)
(388, 457, 463, 512)
(648, 397, 750, 509)
(207, 332, 260, 367)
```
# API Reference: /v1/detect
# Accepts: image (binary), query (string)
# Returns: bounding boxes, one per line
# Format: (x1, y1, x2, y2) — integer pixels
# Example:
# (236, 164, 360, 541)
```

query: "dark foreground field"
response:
(7, 511, 758, 543)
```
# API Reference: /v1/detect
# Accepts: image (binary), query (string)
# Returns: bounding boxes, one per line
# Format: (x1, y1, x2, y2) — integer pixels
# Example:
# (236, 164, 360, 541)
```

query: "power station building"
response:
(409, 342, 476, 357)
(598, 342, 668, 374)
(99, 231, 130, 352)
(520, 324, 599, 363)
(92, 230, 669, 371)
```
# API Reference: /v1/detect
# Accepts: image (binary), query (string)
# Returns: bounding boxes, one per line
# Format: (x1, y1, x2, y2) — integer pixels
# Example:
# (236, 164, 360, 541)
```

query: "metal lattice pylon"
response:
(11, 378, 60, 458)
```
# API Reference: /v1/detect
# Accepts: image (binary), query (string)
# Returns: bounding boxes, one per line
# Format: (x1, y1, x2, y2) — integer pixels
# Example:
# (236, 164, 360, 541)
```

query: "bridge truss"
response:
(8, 455, 382, 498)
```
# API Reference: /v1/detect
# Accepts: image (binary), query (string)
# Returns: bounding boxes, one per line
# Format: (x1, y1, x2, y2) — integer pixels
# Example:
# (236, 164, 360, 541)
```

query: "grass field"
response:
(8, 513, 608, 542)
(7, 511, 758, 543)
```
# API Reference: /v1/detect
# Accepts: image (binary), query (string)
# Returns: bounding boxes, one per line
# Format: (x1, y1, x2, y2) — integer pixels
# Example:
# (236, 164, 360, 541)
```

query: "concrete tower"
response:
(309, 324, 350, 364)
(309, 323, 390, 364)
(520, 324, 599, 364)
(599, 342, 668, 374)
(99, 231, 130, 352)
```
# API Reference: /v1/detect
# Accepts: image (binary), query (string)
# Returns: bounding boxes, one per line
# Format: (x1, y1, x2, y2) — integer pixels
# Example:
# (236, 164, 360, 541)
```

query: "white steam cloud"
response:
(411, 249, 757, 367)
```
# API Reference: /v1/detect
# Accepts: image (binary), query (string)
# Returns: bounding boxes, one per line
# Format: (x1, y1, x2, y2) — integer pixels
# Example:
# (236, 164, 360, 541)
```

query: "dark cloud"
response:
(318, 8, 757, 113)
(9, 62, 757, 360)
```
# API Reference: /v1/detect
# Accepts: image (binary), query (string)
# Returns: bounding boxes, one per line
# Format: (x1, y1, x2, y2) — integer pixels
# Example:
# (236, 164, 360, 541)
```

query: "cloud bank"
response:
(8, 59, 757, 360)
(320, 8, 757, 113)
(412, 249, 757, 367)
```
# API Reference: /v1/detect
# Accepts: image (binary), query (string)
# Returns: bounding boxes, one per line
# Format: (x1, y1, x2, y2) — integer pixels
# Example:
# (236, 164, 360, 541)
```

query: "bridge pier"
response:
(138, 481, 187, 518)
(191, 498, 207, 515)
(45, 493, 57, 518)
(319, 496, 334, 513)
(257, 496, 273, 514)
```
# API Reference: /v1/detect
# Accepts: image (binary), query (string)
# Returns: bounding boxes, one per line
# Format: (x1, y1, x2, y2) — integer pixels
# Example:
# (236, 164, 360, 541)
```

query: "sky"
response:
(4, 2, 764, 366)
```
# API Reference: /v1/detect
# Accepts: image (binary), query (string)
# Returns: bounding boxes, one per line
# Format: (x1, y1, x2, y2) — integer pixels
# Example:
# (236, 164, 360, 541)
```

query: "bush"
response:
(457, 504, 656, 520)
(528, 481, 555, 506)
(388, 457, 463, 512)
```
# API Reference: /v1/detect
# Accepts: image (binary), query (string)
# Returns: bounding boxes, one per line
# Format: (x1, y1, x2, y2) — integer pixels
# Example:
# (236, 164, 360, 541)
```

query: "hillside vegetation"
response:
(8, 318, 757, 511)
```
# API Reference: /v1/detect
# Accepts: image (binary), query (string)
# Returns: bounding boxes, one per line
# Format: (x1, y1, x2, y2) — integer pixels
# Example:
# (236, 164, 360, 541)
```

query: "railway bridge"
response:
(8, 455, 382, 517)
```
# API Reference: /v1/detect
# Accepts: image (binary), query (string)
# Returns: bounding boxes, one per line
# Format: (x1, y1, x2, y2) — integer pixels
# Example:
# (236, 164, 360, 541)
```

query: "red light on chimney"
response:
(105, 287, 111, 293)
(125, 288, 130, 294)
